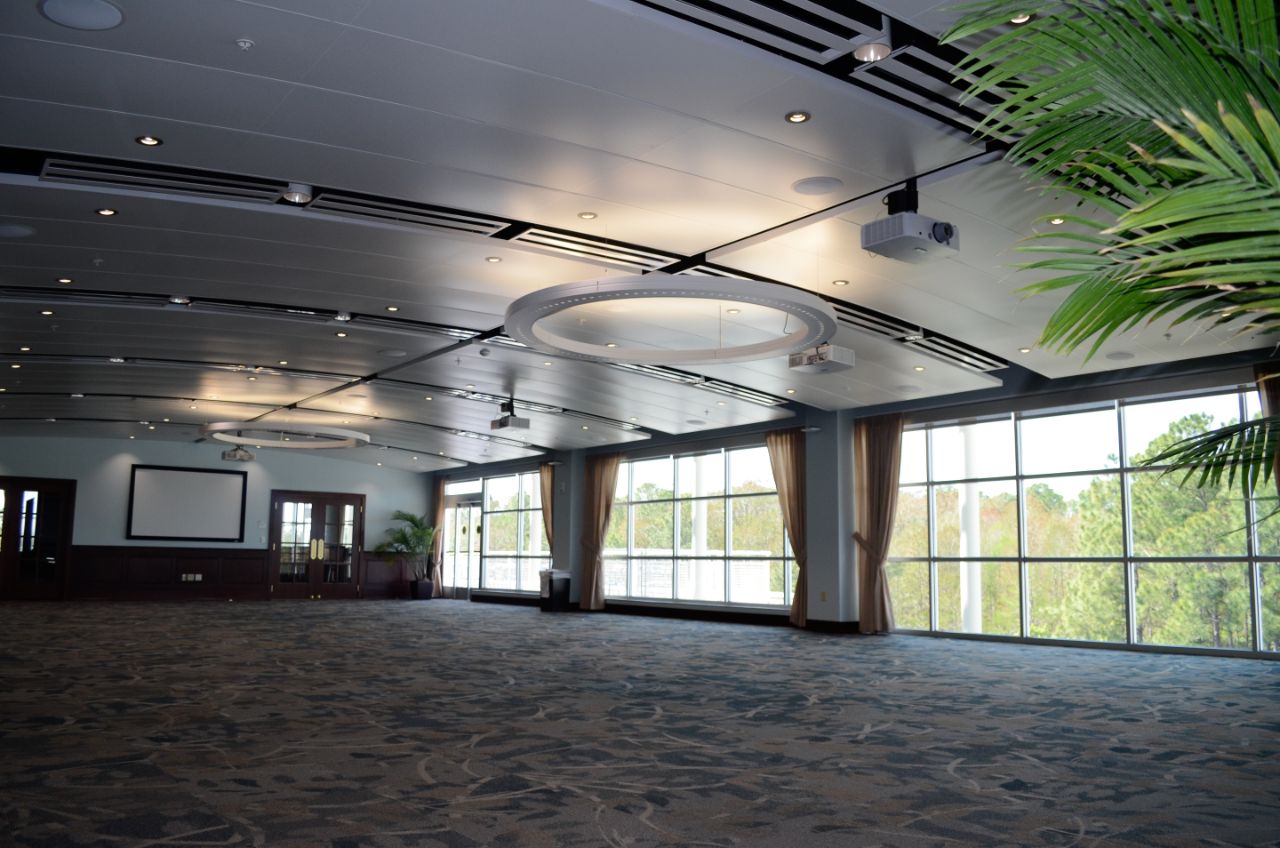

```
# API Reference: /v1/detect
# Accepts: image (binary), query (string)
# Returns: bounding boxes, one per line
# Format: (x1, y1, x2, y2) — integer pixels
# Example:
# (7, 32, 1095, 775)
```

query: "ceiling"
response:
(0, 0, 1266, 472)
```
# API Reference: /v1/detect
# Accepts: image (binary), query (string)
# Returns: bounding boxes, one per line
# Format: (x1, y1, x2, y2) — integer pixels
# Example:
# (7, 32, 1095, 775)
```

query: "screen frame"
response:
(126, 464, 248, 542)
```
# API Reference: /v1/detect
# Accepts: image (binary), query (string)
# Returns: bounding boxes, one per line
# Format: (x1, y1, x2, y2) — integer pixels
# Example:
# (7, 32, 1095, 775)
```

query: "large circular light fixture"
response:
(202, 422, 370, 449)
(504, 273, 837, 365)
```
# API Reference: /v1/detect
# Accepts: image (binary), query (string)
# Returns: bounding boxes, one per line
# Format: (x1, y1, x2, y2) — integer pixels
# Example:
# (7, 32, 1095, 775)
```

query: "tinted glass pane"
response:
(730, 495, 784, 556)
(1134, 562, 1252, 649)
(729, 446, 774, 494)
(1124, 393, 1241, 465)
(679, 499, 724, 556)
(936, 561, 1019, 636)
(484, 512, 517, 555)
(1025, 475, 1122, 557)
(633, 502, 674, 555)
(520, 472, 541, 510)
(1027, 562, 1125, 642)
(1020, 409, 1118, 474)
(604, 558, 627, 597)
(730, 559, 784, 605)
(1253, 497, 1280, 556)
(1260, 563, 1280, 653)
(1129, 471, 1247, 557)
(886, 561, 929, 629)
(934, 480, 1018, 558)
(633, 558, 673, 598)
(677, 559, 725, 602)
(604, 505, 628, 556)
(899, 429, 926, 484)
(485, 475, 519, 511)
(445, 479, 482, 496)
(520, 511, 550, 556)
(930, 419, 1014, 481)
(678, 452, 725, 498)
(519, 557, 547, 593)
(484, 557, 517, 590)
(889, 486, 928, 558)
(631, 457, 674, 501)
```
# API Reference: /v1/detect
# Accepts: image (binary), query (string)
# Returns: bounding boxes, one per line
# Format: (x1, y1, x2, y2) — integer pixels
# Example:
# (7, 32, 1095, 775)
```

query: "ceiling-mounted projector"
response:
(788, 343, 855, 373)
(221, 445, 255, 462)
(490, 399, 531, 431)
(861, 212, 959, 262)
(860, 180, 958, 263)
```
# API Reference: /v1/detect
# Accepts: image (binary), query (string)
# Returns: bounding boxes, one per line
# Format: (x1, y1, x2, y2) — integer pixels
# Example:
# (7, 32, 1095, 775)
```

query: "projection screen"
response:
(127, 464, 248, 542)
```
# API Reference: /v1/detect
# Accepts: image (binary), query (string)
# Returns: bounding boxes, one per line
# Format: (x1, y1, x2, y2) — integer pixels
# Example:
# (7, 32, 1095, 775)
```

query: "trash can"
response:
(539, 569, 571, 612)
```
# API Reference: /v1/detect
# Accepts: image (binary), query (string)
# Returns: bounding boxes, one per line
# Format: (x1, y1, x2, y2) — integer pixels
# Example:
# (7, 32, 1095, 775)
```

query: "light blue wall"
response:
(0, 436, 428, 548)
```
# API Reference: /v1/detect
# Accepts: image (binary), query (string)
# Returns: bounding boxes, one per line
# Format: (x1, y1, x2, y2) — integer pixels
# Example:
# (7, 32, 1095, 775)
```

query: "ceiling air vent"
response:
(41, 157, 283, 202)
(307, 191, 510, 236)
(509, 228, 679, 271)
(831, 302, 1006, 373)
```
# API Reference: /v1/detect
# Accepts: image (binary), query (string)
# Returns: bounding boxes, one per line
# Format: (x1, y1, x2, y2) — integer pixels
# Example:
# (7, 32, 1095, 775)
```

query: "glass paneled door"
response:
(269, 491, 365, 599)
(0, 477, 76, 600)
(442, 501, 482, 599)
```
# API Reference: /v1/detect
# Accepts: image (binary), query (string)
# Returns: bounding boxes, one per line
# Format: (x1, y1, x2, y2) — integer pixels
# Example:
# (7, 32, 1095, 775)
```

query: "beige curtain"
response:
(765, 429, 808, 628)
(539, 462, 555, 550)
(580, 453, 621, 611)
(1255, 363, 1280, 495)
(853, 413, 904, 634)
(430, 476, 446, 598)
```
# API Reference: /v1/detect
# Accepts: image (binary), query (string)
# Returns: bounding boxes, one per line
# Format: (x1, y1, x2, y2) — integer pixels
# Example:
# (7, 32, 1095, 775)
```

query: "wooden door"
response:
(269, 491, 364, 599)
(0, 477, 76, 600)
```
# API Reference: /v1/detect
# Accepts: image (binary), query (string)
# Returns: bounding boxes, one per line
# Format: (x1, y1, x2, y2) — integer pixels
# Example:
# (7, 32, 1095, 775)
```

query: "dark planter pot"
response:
(409, 579, 433, 600)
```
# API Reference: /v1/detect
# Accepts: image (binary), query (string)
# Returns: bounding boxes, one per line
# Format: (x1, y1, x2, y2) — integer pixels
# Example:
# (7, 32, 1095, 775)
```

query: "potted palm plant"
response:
(375, 510, 438, 599)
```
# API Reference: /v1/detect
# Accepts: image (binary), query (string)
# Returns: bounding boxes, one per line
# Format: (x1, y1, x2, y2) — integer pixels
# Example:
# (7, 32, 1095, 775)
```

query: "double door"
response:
(0, 477, 76, 600)
(270, 491, 364, 599)
(441, 501, 482, 599)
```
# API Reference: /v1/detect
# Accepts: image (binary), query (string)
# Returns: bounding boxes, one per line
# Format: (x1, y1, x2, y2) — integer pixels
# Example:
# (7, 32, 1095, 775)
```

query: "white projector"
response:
(221, 446, 255, 462)
(861, 212, 959, 262)
(788, 343, 855, 374)
(490, 414, 530, 431)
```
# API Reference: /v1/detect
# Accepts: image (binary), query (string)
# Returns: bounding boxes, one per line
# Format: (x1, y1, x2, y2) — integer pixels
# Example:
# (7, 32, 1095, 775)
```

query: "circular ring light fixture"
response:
(504, 273, 837, 365)
(202, 422, 371, 449)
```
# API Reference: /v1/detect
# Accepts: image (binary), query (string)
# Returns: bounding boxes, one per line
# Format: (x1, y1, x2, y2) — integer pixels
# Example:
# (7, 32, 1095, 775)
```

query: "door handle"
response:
(317, 540, 326, 560)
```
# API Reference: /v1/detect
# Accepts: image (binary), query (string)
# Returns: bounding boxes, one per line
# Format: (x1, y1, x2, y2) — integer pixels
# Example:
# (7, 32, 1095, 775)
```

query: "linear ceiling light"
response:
(202, 422, 370, 449)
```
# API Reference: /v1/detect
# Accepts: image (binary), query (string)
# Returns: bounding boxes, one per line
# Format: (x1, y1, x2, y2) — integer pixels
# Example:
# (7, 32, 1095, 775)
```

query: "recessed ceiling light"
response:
(57, 277, 73, 284)
(412, 456, 419, 461)
(162, 418, 169, 422)
(581, 425, 589, 430)
(0, 388, 5, 393)
(40, 310, 54, 316)
(853, 40, 891, 62)
(385, 305, 399, 312)
(578, 212, 598, 220)
(914, 365, 926, 372)
(726, 308, 741, 315)
(39, 0, 123, 30)
(1049, 216, 1065, 225)
(169, 295, 190, 305)
(465, 384, 475, 389)
(792, 176, 845, 196)
(135, 135, 162, 146)
(832, 279, 849, 286)
(786, 388, 796, 394)
(1105, 351, 1135, 361)
(10, 364, 20, 369)
(438, 451, 445, 456)
(376, 462, 383, 467)
(281, 182, 313, 204)
(543, 360, 552, 366)
(716, 401, 726, 406)
(1019, 347, 1032, 354)
(485, 256, 502, 263)
(19, 346, 30, 352)
(189, 403, 197, 409)
(335, 331, 347, 338)
(785, 110, 811, 124)
(629, 416, 638, 422)
(109, 356, 125, 363)
(95, 208, 117, 216)
(148, 425, 155, 430)
(606, 342, 618, 348)
(1010, 13, 1032, 24)
(247, 376, 257, 381)
(129, 435, 135, 439)
(424, 395, 432, 401)
(278, 359, 288, 365)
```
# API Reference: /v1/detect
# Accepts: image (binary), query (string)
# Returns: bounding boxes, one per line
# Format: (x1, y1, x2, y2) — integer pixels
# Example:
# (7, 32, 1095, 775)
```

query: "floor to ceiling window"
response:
(480, 471, 549, 592)
(887, 385, 1279, 655)
(603, 445, 794, 607)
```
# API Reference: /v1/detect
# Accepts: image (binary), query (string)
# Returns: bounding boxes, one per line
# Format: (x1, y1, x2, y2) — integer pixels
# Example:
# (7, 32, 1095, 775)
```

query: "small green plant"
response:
(375, 510, 438, 580)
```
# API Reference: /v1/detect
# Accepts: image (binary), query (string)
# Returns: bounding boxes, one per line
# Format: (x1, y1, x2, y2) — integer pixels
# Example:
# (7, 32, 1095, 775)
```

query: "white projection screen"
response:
(127, 465, 248, 542)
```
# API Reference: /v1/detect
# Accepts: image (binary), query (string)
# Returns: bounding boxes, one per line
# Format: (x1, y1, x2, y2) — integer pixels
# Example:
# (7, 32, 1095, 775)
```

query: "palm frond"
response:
(1143, 415, 1280, 497)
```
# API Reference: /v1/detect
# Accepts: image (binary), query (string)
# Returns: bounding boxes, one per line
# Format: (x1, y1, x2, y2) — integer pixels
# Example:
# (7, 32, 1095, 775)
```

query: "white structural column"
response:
(959, 426, 983, 633)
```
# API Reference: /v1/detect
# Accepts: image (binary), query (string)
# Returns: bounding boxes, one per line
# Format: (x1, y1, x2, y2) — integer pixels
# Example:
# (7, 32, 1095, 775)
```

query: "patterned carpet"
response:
(1, 601, 1278, 848)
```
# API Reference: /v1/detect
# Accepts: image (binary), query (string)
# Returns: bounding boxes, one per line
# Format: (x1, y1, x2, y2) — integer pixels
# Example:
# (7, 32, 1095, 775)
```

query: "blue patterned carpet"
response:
(1, 601, 1278, 847)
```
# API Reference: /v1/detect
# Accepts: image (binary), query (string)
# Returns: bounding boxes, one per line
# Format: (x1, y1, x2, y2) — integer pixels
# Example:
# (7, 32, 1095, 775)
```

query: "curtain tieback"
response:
(852, 532, 885, 564)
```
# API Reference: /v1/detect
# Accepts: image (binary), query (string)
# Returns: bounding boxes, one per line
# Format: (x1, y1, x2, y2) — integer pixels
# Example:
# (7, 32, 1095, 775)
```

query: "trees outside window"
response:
(887, 386, 1279, 655)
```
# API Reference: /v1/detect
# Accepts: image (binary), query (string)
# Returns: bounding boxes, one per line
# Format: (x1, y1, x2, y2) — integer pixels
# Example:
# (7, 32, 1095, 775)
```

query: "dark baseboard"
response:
(604, 602, 790, 627)
(470, 591, 541, 608)
(805, 619, 863, 634)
